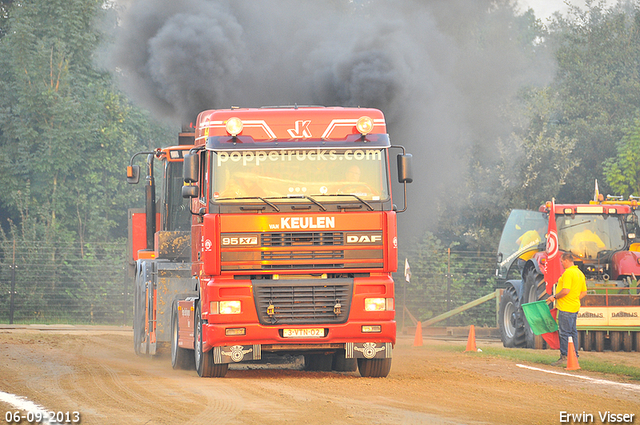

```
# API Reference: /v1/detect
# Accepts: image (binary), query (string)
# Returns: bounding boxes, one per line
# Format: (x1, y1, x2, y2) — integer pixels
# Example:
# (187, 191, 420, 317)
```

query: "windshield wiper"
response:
(322, 193, 374, 211)
(215, 196, 280, 212)
(559, 220, 591, 231)
(285, 194, 327, 211)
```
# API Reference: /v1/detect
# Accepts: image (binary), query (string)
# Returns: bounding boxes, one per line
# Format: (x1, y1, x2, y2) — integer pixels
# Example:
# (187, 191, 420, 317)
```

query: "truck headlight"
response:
(364, 298, 393, 311)
(225, 117, 243, 136)
(356, 116, 374, 135)
(211, 301, 242, 314)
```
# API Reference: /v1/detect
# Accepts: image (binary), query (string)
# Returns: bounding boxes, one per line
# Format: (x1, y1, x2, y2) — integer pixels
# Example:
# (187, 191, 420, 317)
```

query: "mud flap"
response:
(345, 342, 392, 359)
(213, 345, 262, 364)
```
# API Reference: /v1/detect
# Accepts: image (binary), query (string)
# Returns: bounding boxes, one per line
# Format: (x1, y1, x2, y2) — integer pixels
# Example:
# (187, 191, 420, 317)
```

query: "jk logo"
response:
(287, 120, 312, 138)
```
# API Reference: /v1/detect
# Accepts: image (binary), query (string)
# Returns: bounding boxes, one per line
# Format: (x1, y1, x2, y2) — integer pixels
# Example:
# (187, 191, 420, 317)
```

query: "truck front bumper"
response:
(203, 321, 395, 364)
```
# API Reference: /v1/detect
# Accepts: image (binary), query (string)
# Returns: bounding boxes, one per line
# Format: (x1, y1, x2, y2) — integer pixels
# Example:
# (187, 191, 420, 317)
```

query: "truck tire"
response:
(357, 358, 392, 378)
(194, 303, 228, 378)
(332, 352, 358, 372)
(522, 268, 548, 349)
(610, 331, 621, 352)
(171, 301, 194, 370)
(498, 285, 526, 348)
(622, 332, 632, 352)
(594, 331, 605, 352)
(304, 354, 333, 371)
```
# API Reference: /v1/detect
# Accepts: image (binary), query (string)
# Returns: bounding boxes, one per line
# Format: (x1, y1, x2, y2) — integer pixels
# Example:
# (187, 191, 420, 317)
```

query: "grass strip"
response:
(435, 343, 640, 381)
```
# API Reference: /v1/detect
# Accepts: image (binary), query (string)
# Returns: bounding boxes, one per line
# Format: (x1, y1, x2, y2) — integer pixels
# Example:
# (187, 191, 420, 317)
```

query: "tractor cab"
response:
(497, 204, 632, 284)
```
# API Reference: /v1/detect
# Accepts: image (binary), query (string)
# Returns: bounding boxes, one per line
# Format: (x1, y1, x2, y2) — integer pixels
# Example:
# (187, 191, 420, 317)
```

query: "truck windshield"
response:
(164, 161, 192, 231)
(557, 214, 625, 259)
(209, 148, 390, 202)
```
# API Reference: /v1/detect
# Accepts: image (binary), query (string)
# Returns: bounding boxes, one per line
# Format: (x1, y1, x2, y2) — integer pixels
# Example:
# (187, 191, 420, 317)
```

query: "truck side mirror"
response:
(126, 165, 140, 184)
(182, 185, 198, 199)
(183, 152, 199, 183)
(397, 153, 413, 184)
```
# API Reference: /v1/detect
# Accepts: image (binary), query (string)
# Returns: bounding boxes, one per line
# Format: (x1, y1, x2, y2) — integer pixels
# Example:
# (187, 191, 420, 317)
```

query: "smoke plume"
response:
(108, 0, 554, 243)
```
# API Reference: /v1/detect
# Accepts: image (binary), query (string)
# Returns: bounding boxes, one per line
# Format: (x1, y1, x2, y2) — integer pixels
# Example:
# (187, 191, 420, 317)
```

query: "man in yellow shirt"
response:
(548, 253, 587, 366)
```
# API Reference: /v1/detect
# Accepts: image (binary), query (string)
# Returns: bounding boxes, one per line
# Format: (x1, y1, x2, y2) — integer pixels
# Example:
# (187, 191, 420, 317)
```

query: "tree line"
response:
(2, 0, 640, 324)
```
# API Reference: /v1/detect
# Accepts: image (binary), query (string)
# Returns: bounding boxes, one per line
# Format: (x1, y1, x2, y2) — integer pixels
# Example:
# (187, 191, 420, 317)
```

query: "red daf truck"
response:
(127, 106, 413, 377)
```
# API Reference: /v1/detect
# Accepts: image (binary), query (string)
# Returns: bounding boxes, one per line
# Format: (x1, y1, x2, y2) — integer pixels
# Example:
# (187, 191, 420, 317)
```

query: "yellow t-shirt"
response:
(556, 265, 587, 313)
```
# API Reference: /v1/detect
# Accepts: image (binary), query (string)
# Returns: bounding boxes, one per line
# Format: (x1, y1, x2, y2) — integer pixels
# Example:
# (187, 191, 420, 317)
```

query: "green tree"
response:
(0, 0, 172, 249)
(0, 0, 174, 324)
(549, 2, 640, 201)
(603, 119, 640, 197)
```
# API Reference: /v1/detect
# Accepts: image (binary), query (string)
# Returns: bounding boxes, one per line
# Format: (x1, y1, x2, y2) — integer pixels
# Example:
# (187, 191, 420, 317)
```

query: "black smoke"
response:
(108, 0, 554, 243)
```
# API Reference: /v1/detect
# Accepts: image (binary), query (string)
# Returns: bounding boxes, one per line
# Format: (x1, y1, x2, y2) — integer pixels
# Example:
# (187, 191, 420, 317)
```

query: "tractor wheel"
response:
(610, 332, 621, 352)
(522, 268, 549, 349)
(498, 285, 526, 348)
(332, 352, 358, 372)
(194, 303, 228, 378)
(622, 332, 633, 352)
(357, 358, 392, 378)
(594, 331, 605, 352)
(171, 301, 194, 370)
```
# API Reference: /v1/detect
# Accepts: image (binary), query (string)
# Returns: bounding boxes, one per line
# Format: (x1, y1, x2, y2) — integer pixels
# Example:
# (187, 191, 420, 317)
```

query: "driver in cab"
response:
(570, 228, 605, 259)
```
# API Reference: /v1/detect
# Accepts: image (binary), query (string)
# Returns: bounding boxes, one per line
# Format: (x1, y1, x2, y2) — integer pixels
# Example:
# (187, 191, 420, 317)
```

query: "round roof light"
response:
(225, 117, 243, 136)
(356, 116, 374, 135)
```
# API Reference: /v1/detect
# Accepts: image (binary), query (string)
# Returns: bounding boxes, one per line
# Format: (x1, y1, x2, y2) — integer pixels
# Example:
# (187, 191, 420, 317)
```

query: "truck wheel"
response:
(622, 332, 632, 352)
(194, 303, 228, 378)
(522, 268, 547, 349)
(332, 352, 357, 372)
(610, 331, 621, 352)
(171, 301, 194, 370)
(304, 354, 333, 371)
(133, 271, 146, 356)
(594, 331, 605, 352)
(357, 358, 392, 378)
(498, 286, 526, 348)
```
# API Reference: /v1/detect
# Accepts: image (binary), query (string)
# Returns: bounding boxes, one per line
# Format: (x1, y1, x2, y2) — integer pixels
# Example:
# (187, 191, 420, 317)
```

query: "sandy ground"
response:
(0, 327, 638, 425)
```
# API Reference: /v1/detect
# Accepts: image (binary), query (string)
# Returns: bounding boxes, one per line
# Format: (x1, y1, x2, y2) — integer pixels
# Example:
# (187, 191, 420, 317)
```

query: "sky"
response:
(521, 0, 616, 20)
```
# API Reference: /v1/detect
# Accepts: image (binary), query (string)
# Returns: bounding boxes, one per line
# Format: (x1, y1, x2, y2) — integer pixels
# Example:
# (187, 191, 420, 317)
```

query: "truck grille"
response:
(261, 250, 343, 261)
(220, 230, 383, 271)
(253, 279, 353, 325)
(262, 232, 344, 247)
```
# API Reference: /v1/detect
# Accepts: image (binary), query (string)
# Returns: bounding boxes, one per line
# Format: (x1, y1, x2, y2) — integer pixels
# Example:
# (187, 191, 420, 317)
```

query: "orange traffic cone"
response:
(566, 336, 580, 370)
(465, 325, 477, 352)
(413, 321, 423, 347)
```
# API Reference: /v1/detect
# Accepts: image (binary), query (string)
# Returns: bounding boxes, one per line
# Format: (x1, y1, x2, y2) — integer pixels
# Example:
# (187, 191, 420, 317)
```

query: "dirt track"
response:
(0, 328, 638, 425)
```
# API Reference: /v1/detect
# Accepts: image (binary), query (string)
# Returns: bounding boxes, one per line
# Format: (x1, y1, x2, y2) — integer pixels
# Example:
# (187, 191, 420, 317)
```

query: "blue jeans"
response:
(558, 310, 579, 357)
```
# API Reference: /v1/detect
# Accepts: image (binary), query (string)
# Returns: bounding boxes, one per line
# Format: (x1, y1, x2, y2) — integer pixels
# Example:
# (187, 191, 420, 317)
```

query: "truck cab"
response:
(128, 107, 413, 377)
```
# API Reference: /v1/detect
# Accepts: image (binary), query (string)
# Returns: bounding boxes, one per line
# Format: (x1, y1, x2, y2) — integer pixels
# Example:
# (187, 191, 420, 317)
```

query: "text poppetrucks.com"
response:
(560, 411, 635, 423)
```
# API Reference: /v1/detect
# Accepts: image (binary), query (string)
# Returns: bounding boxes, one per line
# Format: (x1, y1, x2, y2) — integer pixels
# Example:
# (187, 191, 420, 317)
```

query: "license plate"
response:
(282, 328, 325, 338)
